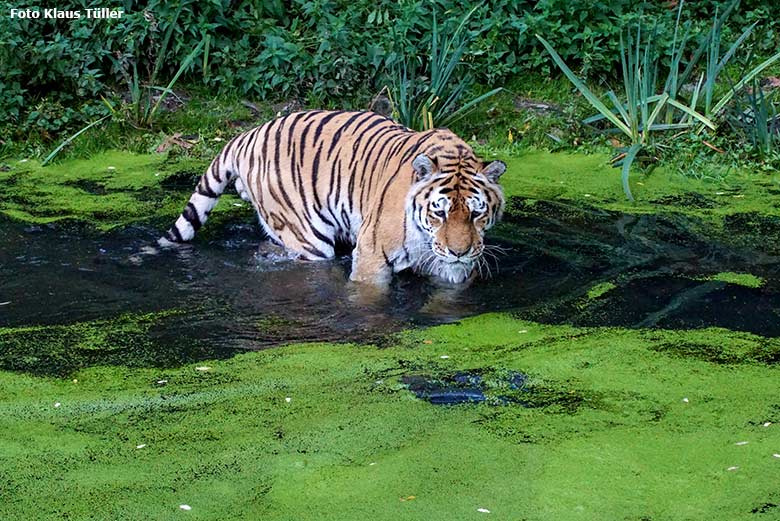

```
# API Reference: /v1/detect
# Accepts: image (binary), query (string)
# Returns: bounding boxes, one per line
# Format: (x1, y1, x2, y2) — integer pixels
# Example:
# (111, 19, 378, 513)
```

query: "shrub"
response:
(2, 0, 780, 140)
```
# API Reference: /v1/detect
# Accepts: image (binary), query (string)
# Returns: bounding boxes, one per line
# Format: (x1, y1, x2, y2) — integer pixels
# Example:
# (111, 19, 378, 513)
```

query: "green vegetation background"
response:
(3, 0, 780, 144)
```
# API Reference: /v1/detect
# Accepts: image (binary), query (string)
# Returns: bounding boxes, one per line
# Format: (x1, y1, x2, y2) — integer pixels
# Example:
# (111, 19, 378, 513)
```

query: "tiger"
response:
(161, 110, 506, 285)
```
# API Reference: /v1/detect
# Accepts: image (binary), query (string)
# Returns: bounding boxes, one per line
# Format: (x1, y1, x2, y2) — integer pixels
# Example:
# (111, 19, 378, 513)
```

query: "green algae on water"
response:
(586, 281, 616, 300)
(0, 309, 235, 377)
(696, 271, 765, 288)
(2, 312, 780, 520)
(0, 151, 251, 232)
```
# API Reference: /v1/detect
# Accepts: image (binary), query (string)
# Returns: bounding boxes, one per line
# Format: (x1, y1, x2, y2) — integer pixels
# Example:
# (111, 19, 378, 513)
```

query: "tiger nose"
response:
(448, 246, 471, 258)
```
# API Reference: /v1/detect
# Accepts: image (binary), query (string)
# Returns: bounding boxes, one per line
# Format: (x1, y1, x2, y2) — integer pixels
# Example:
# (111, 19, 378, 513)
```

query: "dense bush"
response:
(1, 0, 778, 135)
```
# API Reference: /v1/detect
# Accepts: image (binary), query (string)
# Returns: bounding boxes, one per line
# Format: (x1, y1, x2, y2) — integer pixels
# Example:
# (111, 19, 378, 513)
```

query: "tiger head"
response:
(407, 141, 506, 284)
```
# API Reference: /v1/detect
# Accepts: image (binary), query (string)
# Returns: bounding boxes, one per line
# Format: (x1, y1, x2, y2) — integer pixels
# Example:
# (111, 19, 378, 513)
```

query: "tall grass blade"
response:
(621, 143, 642, 201)
(152, 4, 184, 82)
(149, 36, 207, 125)
(441, 87, 502, 126)
(667, 98, 716, 129)
(202, 34, 211, 80)
(537, 34, 632, 138)
(42, 115, 111, 166)
(708, 49, 780, 119)
(645, 93, 669, 133)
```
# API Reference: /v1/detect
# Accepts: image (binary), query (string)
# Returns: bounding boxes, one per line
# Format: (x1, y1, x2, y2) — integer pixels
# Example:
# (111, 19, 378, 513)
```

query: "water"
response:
(2, 201, 780, 374)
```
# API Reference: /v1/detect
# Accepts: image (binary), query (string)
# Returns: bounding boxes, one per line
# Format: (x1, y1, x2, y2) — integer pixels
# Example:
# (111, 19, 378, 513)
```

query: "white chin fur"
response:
(436, 262, 474, 283)
(413, 255, 474, 283)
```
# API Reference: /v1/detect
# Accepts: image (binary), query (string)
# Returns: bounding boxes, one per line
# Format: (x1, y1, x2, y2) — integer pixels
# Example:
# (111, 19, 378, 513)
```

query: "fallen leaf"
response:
(156, 133, 198, 153)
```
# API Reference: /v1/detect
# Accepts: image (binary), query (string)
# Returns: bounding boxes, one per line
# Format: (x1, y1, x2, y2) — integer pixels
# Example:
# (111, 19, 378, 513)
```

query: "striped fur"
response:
(162, 110, 506, 285)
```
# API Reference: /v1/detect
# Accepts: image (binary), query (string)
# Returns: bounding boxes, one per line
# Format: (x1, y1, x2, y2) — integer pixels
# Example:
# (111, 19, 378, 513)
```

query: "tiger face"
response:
(409, 151, 506, 283)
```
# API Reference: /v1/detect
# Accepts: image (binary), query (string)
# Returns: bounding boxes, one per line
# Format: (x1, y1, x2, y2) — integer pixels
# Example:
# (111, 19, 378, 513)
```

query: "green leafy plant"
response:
(107, 5, 207, 129)
(726, 78, 780, 162)
(42, 19, 207, 164)
(538, 0, 780, 200)
(388, 7, 501, 130)
(537, 30, 711, 201)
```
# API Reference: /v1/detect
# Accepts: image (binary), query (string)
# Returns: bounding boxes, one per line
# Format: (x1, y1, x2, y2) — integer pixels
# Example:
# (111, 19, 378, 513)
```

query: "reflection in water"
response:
(2, 202, 780, 367)
(0, 221, 554, 352)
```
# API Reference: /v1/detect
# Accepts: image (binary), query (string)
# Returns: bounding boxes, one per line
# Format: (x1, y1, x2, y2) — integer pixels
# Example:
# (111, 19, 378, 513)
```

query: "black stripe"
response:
(290, 141, 312, 221)
(340, 208, 350, 231)
(318, 208, 336, 228)
(210, 161, 222, 184)
(310, 223, 335, 247)
(399, 131, 438, 164)
(286, 112, 308, 146)
(167, 225, 183, 242)
(357, 125, 398, 168)
(197, 176, 218, 198)
(182, 202, 202, 231)
(326, 111, 372, 159)
(347, 118, 388, 170)
(273, 118, 295, 210)
(360, 131, 400, 211)
(303, 243, 328, 259)
(347, 168, 356, 214)
(372, 170, 403, 247)
(312, 111, 345, 143)
(364, 131, 400, 187)
(326, 156, 338, 210)
(261, 120, 277, 171)
(311, 143, 323, 209)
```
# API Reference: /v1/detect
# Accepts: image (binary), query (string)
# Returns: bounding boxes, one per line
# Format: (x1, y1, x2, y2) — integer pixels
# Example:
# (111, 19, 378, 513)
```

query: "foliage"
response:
(389, 7, 501, 130)
(726, 79, 780, 165)
(4, 0, 780, 141)
(539, 0, 780, 199)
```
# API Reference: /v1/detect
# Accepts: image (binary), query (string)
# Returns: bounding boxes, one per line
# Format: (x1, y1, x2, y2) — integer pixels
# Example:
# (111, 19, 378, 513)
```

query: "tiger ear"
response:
(483, 160, 506, 182)
(412, 154, 435, 181)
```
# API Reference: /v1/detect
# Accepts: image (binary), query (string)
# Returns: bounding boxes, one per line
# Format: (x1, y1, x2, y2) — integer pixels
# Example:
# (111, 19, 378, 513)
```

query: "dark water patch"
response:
(403, 372, 489, 405)
(402, 370, 591, 412)
(4, 195, 780, 375)
(724, 213, 780, 252)
(0, 311, 235, 377)
(0, 219, 550, 375)
(500, 198, 780, 336)
(403, 374, 487, 405)
(547, 275, 780, 336)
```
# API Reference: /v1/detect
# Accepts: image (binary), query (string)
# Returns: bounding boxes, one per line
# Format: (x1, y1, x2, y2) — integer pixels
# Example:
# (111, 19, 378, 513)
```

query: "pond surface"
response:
(2, 201, 780, 374)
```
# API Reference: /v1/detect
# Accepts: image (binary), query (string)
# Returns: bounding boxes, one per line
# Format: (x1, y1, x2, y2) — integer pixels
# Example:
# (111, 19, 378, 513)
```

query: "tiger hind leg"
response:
(234, 177, 251, 202)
